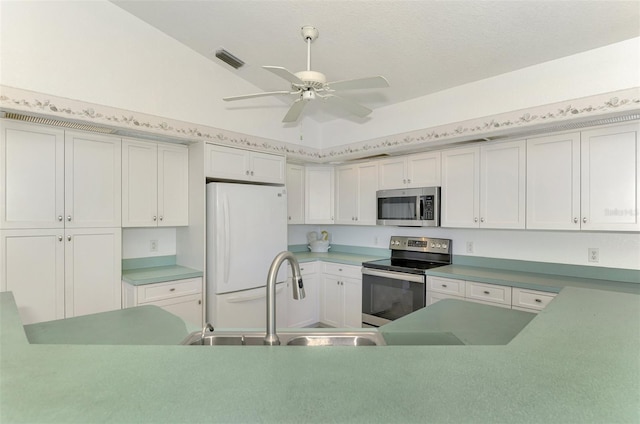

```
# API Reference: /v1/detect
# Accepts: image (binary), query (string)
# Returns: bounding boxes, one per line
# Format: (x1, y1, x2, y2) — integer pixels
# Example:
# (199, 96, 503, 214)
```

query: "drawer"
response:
(465, 282, 512, 306)
(426, 291, 464, 306)
(138, 278, 202, 303)
(322, 262, 361, 279)
(288, 261, 318, 277)
(427, 276, 466, 296)
(512, 288, 556, 311)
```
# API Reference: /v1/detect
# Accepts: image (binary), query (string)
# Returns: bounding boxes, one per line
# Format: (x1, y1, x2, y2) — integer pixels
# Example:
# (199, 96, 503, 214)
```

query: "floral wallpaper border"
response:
(1, 85, 639, 162)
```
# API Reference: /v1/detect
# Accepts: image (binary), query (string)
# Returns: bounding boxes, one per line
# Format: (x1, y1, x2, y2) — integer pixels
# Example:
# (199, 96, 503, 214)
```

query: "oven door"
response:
(361, 268, 426, 327)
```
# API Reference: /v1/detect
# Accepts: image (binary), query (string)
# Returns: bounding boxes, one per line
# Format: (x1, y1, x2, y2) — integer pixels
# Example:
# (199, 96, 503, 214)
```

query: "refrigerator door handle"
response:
(225, 285, 285, 303)
(222, 193, 230, 285)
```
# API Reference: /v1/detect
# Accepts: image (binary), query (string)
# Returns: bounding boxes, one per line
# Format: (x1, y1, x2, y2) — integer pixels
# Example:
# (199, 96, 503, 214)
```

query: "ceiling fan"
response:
(223, 26, 390, 123)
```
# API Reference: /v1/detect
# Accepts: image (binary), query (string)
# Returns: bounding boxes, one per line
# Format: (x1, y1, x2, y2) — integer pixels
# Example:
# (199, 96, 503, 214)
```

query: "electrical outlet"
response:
(150, 240, 158, 252)
(466, 241, 474, 254)
(588, 248, 599, 263)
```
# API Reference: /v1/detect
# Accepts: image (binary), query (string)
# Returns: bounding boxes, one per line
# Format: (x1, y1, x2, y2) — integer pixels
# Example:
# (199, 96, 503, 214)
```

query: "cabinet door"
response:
(441, 147, 480, 227)
(150, 294, 203, 327)
(0, 121, 64, 229)
(480, 140, 526, 229)
(356, 162, 379, 225)
(158, 144, 189, 226)
(581, 123, 640, 231)
(342, 277, 362, 328)
(305, 167, 334, 224)
(335, 165, 358, 224)
(287, 273, 319, 328)
(205, 144, 249, 180)
(526, 133, 581, 230)
(122, 139, 158, 227)
(407, 151, 441, 187)
(64, 228, 121, 318)
(251, 151, 285, 184)
(378, 157, 407, 190)
(320, 275, 343, 327)
(0, 229, 65, 324)
(65, 131, 121, 228)
(286, 164, 305, 224)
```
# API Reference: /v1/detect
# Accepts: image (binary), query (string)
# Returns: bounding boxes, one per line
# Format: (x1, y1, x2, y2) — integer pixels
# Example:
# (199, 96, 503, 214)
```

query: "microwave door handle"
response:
(419, 197, 424, 220)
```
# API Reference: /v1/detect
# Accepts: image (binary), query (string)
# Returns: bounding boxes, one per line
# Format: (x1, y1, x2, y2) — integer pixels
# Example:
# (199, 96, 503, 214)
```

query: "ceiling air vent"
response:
(215, 48, 245, 69)
(2, 112, 116, 134)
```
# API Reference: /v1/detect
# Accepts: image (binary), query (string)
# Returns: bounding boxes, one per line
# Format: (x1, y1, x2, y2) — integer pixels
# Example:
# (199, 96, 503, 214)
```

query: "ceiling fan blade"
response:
(223, 90, 294, 101)
(263, 66, 304, 85)
(324, 94, 372, 117)
(327, 76, 390, 91)
(282, 99, 307, 123)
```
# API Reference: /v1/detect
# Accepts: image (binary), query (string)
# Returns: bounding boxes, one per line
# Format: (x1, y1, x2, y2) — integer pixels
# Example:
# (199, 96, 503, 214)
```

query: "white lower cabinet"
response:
(122, 277, 203, 327)
(320, 263, 362, 328)
(511, 288, 557, 312)
(426, 276, 556, 313)
(0, 228, 121, 324)
(287, 262, 319, 327)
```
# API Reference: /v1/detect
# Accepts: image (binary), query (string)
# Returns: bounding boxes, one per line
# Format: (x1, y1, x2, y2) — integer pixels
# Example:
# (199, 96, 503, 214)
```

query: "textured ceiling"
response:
(111, 0, 640, 123)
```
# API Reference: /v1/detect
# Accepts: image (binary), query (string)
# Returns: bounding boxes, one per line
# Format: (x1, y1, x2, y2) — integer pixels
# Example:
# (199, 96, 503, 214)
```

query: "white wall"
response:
(289, 225, 640, 270)
(122, 228, 177, 259)
(320, 37, 640, 148)
(0, 0, 322, 148)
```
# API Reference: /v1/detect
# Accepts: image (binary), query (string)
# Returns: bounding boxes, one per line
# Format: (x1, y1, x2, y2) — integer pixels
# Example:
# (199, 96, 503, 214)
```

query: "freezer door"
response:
(207, 183, 287, 295)
(211, 283, 288, 328)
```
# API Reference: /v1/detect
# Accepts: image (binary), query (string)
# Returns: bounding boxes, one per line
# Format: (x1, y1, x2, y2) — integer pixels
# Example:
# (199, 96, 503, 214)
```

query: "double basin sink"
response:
(181, 329, 386, 347)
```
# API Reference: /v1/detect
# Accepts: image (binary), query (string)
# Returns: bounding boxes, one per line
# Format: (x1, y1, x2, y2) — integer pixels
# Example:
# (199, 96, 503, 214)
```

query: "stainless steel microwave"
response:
(376, 187, 440, 227)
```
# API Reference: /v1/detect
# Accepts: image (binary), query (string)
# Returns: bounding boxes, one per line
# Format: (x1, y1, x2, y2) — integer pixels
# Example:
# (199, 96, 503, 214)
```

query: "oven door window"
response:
(362, 272, 425, 322)
(378, 196, 417, 220)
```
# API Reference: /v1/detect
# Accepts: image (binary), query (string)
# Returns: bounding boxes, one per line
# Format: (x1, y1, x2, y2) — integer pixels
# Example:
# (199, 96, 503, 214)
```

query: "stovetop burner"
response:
(362, 236, 452, 275)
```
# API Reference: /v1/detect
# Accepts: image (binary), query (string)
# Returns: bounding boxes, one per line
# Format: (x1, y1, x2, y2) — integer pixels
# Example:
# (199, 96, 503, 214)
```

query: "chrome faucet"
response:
(264, 251, 305, 345)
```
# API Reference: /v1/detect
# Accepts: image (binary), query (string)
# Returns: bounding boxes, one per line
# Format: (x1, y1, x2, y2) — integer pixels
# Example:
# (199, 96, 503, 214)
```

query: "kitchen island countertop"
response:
(1, 284, 639, 423)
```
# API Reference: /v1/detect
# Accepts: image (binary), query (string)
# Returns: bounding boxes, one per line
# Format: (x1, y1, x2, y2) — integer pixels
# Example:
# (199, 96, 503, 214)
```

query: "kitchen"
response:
(1, 1, 640, 423)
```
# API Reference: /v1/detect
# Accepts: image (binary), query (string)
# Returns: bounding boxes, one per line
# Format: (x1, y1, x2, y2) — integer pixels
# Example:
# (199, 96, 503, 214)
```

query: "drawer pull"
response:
(483, 290, 490, 295)
(535, 298, 542, 303)
(169, 288, 176, 292)
(441, 284, 447, 288)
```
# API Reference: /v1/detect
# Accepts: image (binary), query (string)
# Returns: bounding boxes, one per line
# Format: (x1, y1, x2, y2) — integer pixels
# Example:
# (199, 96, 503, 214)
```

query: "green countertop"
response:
(2, 286, 639, 423)
(380, 299, 536, 345)
(121, 265, 203, 286)
(293, 251, 386, 266)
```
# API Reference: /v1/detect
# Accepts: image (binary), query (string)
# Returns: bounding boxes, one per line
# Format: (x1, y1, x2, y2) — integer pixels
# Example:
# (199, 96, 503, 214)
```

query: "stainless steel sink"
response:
(181, 330, 386, 346)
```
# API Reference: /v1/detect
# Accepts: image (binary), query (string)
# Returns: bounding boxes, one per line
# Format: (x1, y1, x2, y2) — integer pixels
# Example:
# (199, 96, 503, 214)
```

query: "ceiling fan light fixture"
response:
(302, 90, 316, 101)
(215, 48, 245, 69)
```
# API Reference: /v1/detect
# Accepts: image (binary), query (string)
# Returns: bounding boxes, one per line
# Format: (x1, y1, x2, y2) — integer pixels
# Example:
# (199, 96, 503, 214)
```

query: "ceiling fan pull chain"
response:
(307, 36, 312, 71)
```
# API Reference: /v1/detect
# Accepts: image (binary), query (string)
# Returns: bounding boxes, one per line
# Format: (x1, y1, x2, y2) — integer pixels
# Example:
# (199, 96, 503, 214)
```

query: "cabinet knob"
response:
(403, 179, 407, 184)
(474, 217, 478, 223)
(153, 216, 157, 221)
(288, 216, 291, 220)
(442, 284, 447, 288)
(573, 217, 578, 224)
(407, 179, 411, 184)
(169, 288, 175, 292)
(480, 217, 485, 223)
(198, 300, 202, 305)
(67, 215, 72, 222)
(159, 216, 163, 221)
(250, 171, 254, 176)
(355, 217, 358, 221)
(535, 298, 542, 303)
(58, 215, 63, 222)
(483, 290, 490, 295)
(583, 217, 587, 224)
(246, 170, 250, 175)
(67, 235, 72, 241)
(58, 235, 63, 242)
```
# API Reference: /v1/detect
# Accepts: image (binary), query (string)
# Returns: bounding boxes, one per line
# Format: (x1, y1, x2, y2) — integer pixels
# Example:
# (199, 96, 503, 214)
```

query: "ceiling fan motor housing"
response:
(294, 70, 326, 90)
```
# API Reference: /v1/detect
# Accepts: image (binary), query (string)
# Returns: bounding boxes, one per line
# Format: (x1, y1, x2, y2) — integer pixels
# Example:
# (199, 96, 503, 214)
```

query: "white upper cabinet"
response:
(527, 123, 640, 232)
(580, 123, 639, 231)
(442, 140, 525, 228)
(1, 121, 121, 229)
(335, 161, 378, 225)
(205, 144, 285, 185)
(378, 151, 441, 190)
(122, 138, 188, 227)
(527, 132, 581, 230)
(1, 121, 65, 229)
(64, 131, 121, 228)
(305, 166, 334, 224)
(286, 164, 305, 224)
(479, 140, 526, 229)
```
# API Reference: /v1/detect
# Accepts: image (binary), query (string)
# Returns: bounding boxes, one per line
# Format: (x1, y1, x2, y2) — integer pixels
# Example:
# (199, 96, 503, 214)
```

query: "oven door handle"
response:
(361, 267, 425, 283)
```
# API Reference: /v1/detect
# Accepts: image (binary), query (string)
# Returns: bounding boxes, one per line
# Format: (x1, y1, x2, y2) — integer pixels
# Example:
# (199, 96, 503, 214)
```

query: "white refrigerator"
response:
(206, 182, 288, 328)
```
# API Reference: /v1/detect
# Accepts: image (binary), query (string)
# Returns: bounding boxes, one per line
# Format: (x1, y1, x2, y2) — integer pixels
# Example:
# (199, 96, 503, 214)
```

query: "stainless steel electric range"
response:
(361, 236, 452, 327)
